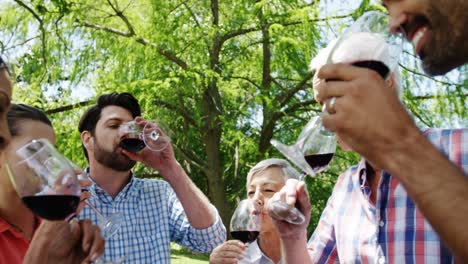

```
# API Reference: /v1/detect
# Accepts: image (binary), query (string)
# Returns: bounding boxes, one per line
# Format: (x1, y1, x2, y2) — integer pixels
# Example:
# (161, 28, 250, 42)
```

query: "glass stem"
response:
(85, 200, 105, 220)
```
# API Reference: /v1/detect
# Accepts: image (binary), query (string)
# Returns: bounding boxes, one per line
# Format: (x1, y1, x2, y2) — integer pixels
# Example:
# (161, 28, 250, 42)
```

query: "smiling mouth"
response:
(401, 15, 431, 56)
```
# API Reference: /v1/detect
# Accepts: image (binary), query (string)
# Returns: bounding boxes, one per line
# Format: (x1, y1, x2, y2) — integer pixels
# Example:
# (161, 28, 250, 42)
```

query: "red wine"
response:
(304, 153, 334, 173)
(231, 231, 260, 244)
(352, 60, 390, 79)
(119, 138, 145, 152)
(22, 195, 80, 220)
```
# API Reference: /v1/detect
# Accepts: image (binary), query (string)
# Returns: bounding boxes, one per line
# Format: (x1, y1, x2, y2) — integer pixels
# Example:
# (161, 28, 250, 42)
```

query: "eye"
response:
(108, 123, 119, 129)
(247, 191, 255, 197)
(265, 189, 275, 193)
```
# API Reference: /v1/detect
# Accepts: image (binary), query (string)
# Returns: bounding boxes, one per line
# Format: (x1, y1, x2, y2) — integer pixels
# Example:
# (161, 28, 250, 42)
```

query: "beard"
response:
(422, 1, 468, 75)
(93, 139, 136, 171)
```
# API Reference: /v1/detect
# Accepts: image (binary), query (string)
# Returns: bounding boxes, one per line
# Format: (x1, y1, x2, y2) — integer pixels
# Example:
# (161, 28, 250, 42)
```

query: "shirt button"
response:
(379, 257, 385, 264)
(379, 220, 384, 227)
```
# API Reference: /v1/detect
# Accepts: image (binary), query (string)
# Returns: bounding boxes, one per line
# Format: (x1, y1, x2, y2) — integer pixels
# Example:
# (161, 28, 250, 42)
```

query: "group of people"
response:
(0, 0, 467, 263)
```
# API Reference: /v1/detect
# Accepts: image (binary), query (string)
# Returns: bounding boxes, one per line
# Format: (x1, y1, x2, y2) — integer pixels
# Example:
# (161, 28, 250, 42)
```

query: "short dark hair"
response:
(8, 104, 52, 137)
(78, 92, 141, 160)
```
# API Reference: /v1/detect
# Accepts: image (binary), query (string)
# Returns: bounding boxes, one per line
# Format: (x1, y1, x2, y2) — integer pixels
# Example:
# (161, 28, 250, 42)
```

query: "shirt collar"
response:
(244, 240, 278, 264)
(85, 168, 140, 203)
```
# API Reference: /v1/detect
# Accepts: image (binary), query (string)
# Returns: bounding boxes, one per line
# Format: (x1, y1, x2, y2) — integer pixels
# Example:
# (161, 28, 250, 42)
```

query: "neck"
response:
(0, 170, 37, 240)
(88, 159, 132, 198)
(258, 228, 281, 263)
(365, 161, 382, 205)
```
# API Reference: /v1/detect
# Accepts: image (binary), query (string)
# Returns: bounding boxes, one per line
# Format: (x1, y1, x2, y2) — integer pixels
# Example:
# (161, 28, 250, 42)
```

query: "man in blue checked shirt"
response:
(77, 92, 226, 263)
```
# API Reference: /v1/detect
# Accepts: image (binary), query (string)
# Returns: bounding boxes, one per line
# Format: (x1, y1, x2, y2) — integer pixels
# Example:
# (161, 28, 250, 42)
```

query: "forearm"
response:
(280, 231, 313, 264)
(384, 132, 468, 260)
(165, 162, 216, 228)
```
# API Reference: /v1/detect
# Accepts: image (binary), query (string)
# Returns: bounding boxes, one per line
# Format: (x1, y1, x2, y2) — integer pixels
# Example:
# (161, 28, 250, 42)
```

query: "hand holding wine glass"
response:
(230, 199, 262, 245)
(118, 118, 170, 153)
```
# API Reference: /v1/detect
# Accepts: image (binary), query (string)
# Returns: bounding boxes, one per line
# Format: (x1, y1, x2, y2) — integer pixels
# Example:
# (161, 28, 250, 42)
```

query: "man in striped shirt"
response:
(268, 4, 468, 262)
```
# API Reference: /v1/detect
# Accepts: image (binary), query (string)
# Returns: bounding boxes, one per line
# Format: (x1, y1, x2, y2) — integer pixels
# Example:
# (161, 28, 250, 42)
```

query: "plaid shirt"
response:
(79, 173, 226, 264)
(308, 128, 468, 263)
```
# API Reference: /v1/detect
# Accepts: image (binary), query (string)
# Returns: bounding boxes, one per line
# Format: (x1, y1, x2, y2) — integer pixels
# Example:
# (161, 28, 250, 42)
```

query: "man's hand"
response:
(315, 63, 420, 170)
(267, 179, 311, 240)
(24, 219, 105, 264)
(209, 240, 246, 264)
(77, 176, 92, 214)
(122, 117, 179, 180)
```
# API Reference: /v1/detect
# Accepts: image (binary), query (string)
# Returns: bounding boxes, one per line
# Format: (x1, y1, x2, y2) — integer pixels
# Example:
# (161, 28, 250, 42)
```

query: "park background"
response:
(1, 0, 466, 262)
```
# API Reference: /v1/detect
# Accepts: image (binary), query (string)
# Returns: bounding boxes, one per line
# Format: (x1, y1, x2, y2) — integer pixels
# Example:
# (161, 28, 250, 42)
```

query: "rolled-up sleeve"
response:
(167, 186, 226, 253)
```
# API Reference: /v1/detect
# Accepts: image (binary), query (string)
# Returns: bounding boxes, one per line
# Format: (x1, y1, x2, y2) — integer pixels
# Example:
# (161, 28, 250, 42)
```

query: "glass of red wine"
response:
(118, 120, 170, 153)
(326, 11, 403, 79)
(6, 138, 81, 221)
(230, 199, 261, 246)
(269, 115, 336, 224)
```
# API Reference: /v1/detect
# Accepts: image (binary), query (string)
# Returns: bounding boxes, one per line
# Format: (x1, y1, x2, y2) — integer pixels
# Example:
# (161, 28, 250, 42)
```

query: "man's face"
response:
(91, 105, 136, 171)
(384, 0, 468, 75)
(0, 70, 12, 151)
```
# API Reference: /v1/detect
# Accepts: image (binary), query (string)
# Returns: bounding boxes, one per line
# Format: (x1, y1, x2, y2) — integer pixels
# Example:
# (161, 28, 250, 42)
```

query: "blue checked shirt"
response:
(308, 128, 467, 263)
(78, 172, 226, 263)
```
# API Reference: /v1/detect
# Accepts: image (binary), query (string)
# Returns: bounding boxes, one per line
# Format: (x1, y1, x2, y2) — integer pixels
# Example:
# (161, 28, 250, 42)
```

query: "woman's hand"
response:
(209, 240, 246, 264)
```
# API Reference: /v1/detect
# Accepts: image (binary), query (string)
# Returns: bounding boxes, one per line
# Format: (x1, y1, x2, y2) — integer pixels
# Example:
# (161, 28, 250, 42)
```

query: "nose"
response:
(252, 190, 264, 207)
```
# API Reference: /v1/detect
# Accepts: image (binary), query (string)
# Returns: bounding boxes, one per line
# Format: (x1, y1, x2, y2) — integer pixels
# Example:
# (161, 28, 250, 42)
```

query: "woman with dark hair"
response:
(0, 103, 105, 263)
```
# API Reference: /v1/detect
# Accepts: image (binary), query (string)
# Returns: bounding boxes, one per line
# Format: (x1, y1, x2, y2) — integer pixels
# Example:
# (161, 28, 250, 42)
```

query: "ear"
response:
(81, 131, 93, 150)
(385, 73, 395, 90)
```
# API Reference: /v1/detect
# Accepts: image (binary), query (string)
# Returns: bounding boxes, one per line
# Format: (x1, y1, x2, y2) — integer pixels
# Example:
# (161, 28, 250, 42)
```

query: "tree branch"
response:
(182, 1, 202, 28)
(80, 21, 188, 69)
(220, 14, 353, 44)
(14, 0, 47, 66)
(211, 0, 218, 26)
(229, 75, 261, 89)
(278, 71, 315, 107)
(106, 0, 135, 35)
(153, 98, 198, 129)
(399, 63, 464, 87)
(45, 100, 94, 115)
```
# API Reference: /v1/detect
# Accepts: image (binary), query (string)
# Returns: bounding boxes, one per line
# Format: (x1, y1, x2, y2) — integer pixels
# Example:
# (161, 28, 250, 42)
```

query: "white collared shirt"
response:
(239, 240, 281, 264)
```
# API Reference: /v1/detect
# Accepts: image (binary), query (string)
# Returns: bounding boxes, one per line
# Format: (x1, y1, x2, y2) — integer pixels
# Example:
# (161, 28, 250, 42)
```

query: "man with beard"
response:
(77, 92, 226, 263)
(268, 0, 468, 262)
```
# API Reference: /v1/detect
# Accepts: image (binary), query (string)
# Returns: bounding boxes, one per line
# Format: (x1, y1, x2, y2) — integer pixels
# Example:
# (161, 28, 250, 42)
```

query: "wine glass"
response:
(5, 138, 81, 221)
(230, 199, 262, 245)
(118, 120, 170, 152)
(68, 162, 125, 264)
(269, 116, 336, 225)
(75, 173, 124, 239)
(326, 11, 403, 79)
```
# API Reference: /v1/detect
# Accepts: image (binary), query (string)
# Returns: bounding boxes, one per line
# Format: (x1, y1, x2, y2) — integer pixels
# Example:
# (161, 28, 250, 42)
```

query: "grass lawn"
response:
(171, 243, 209, 264)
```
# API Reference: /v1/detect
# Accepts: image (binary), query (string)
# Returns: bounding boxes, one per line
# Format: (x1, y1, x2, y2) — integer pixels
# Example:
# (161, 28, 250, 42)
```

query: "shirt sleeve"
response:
(424, 128, 468, 174)
(307, 173, 349, 264)
(166, 185, 226, 253)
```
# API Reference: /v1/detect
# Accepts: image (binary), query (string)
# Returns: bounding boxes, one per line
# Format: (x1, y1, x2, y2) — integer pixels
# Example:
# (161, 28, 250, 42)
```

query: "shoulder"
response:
(423, 128, 468, 142)
(133, 177, 172, 193)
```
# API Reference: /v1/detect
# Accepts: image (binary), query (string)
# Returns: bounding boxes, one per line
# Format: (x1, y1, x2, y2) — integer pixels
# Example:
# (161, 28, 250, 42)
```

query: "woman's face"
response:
(0, 119, 55, 189)
(247, 166, 286, 232)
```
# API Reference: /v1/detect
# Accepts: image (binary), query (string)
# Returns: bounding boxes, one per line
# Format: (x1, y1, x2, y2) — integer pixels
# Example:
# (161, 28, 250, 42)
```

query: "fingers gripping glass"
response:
(68, 163, 125, 264)
(6, 139, 81, 221)
(270, 116, 336, 225)
(118, 120, 170, 152)
(230, 199, 262, 245)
